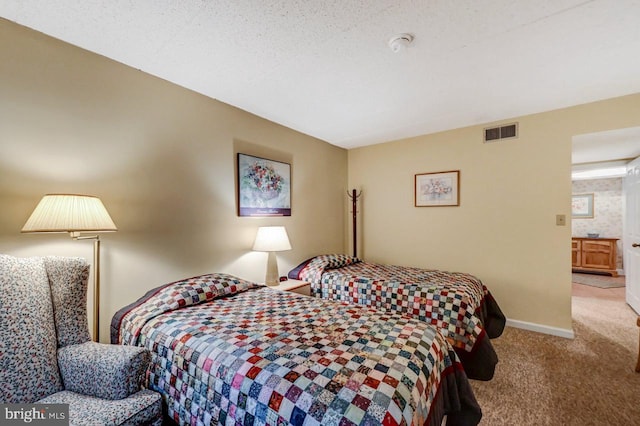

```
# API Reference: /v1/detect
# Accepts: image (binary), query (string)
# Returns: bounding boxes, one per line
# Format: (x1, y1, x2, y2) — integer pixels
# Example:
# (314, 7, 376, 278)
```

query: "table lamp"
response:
(252, 226, 291, 286)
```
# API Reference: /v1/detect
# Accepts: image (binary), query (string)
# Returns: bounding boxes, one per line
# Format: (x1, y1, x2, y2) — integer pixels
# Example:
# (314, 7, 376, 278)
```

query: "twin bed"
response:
(112, 256, 504, 425)
(289, 255, 505, 381)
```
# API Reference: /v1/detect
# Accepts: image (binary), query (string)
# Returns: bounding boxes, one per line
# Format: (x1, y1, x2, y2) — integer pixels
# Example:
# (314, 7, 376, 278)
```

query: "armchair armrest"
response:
(58, 341, 151, 400)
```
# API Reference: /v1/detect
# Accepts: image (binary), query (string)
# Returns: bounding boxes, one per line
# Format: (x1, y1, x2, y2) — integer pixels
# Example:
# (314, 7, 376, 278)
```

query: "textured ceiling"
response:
(1, 1, 640, 150)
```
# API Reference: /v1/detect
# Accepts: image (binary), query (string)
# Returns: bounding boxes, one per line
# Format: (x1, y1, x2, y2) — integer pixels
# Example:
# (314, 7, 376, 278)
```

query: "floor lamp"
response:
(21, 194, 118, 342)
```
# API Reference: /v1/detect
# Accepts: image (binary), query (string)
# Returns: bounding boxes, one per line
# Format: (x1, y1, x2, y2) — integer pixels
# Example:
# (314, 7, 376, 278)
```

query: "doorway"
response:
(571, 127, 640, 312)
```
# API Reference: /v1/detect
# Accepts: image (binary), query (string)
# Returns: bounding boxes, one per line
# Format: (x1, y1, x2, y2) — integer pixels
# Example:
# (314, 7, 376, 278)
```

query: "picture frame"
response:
(237, 153, 291, 216)
(415, 170, 460, 207)
(572, 193, 594, 218)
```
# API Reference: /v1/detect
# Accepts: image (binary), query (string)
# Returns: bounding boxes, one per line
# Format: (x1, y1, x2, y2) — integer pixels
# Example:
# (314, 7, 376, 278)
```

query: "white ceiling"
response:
(1, 1, 640, 150)
(573, 127, 640, 165)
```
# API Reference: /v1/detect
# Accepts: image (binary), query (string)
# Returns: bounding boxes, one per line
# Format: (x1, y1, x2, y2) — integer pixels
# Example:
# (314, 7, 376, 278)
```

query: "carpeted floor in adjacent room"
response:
(470, 279, 640, 425)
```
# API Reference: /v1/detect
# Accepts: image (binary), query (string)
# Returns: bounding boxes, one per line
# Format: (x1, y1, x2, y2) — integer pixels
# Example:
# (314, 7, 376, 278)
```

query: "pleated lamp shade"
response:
(21, 194, 117, 233)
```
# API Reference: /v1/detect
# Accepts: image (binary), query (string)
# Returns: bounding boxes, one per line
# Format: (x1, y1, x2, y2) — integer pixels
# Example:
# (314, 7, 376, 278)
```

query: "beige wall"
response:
(348, 93, 640, 332)
(0, 19, 347, 342)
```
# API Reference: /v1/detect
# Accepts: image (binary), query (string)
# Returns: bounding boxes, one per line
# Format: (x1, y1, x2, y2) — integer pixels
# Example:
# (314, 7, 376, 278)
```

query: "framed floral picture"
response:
(572, 193, 594, 218)
(237, 153, 291, 216)
(415, 170, 460, 207)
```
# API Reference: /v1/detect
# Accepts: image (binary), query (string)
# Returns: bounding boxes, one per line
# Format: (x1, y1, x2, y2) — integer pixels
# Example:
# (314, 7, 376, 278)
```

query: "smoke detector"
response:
(388, 33, 414, 53)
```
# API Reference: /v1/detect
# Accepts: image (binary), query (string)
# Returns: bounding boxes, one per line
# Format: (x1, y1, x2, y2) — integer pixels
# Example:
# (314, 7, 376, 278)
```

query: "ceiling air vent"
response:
(484, 122, 518, 142)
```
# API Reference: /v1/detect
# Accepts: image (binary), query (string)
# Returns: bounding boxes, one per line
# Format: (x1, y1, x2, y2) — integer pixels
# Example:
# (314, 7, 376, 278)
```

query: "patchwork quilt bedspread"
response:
(289, 255, 506, 381)
(112, 273, 481, 426)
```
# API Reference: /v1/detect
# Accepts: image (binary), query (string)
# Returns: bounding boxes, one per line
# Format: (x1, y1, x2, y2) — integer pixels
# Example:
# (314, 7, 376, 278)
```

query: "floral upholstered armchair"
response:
(0, 254, 162, 425)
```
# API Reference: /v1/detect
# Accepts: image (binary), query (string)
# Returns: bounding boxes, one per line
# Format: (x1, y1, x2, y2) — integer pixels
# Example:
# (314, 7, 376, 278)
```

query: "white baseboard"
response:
(506, 318, 575, 339)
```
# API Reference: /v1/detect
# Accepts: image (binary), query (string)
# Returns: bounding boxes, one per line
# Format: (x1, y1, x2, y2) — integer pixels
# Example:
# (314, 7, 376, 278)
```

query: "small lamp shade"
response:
(21, 194, 117, 233)
(252, 226, 291, 252)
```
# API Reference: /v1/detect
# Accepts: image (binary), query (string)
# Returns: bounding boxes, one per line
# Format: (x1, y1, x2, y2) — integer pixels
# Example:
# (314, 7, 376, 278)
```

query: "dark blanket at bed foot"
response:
(483, 294, 506, 339)
(457, 293, 505, 381)
(455, 333, 499, 381)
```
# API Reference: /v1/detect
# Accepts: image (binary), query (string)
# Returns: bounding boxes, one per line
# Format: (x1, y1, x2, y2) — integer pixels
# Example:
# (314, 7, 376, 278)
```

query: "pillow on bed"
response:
(321, 253, 360, 269)
(114, 273, 260, 345)
(288, 257, 315, 279)
(288, 254, 360, 279)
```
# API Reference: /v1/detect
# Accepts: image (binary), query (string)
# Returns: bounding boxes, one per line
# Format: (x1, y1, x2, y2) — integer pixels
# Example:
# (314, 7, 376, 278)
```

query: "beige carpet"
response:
(470, 295, 640, 425)
(571, 273, 625, 289)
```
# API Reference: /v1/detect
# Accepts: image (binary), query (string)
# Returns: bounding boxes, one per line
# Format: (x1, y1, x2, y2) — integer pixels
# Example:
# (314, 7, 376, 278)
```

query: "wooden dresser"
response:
(572, 237, 619, 277)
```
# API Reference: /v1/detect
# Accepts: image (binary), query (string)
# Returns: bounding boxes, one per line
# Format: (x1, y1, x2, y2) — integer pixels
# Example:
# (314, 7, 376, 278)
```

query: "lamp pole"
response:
(73, 233, 101, 342)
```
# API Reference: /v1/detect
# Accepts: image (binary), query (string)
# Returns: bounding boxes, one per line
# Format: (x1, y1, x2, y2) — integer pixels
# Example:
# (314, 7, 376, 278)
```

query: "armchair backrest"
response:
(0, 254, 90, 404)
(44, 256, 91, 347)
(0, 254, 63, 403)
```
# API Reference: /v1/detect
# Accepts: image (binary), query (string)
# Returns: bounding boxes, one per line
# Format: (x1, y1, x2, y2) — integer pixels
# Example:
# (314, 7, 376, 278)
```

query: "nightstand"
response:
(267, 279, 311, 296)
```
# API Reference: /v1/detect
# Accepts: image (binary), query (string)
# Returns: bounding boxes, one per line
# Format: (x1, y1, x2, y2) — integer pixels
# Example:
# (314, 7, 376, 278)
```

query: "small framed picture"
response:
(415, 170, 460, 207)
(237, 153, 291, 216)
(572, 193, 594, 218)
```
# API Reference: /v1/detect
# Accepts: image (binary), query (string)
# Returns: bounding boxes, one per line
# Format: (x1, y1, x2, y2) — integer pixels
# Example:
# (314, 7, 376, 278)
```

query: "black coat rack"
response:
(347, 189, 362, 257)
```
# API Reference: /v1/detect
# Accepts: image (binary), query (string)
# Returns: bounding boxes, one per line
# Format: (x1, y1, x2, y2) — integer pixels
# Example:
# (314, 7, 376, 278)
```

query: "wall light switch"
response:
(556, 214, 566, 226)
